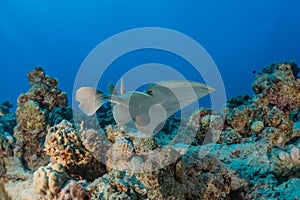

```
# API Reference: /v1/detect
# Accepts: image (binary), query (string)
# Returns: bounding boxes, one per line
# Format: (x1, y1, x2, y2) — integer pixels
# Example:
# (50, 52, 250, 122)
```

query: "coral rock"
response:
(111, 138, 134, 160)
(250, 120, 264, 134)
(252, 62, 300, 112)
(81, 128, 111, 163)
(24, 67, 68, 109)
(180, 147, 248, 199)
(88, 170, 146, 200)
(272, 139, 300, 177)
(58, 180, 89, 200)
(16, 100, 47, 134)
(225, 105, 253, 136)
(14, 67, 71, 171)
(187, 108, 218, 143)
(33, 163, 69, 197)
(45, 120, 106, 181)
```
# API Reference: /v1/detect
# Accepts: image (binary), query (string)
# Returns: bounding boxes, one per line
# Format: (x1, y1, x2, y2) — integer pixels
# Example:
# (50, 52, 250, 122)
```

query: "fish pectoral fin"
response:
(112, 104, 132, 125)
(135, 104, 167, 134)
(76, 87, 109, 116)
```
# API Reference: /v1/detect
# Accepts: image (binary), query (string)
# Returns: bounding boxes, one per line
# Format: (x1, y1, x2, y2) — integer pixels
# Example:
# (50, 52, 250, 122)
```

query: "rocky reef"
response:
(0, 62, 300, 199)
(14, 67, 72, 171)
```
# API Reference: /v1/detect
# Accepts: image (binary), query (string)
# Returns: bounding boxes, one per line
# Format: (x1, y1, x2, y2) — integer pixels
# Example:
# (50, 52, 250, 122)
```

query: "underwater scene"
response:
(1, 1, 300, 200)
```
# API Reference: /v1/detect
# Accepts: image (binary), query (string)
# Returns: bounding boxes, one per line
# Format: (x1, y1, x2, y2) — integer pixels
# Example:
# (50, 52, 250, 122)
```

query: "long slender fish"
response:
(76, 80, 214, 133)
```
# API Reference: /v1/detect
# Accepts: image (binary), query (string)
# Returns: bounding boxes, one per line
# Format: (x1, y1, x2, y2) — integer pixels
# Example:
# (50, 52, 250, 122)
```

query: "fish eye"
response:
(147, 90, 153, 95)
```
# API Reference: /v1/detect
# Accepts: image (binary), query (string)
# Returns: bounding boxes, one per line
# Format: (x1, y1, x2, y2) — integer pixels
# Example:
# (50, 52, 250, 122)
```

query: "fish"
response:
(76, 80, 214, 133)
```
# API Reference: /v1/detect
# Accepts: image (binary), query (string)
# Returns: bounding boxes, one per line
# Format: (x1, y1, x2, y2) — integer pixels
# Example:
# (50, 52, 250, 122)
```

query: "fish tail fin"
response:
(76, 87, 109, 116)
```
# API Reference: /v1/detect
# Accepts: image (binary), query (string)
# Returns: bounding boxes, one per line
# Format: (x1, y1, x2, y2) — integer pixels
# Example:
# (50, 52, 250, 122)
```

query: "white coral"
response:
(33, 163, 69, 197)
(290, 147, 300, 161)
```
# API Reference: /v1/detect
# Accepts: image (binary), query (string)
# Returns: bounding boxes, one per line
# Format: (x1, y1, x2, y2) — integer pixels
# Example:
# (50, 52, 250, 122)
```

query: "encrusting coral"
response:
(16, 100, 47, 134)
(88, 170, 147, 200)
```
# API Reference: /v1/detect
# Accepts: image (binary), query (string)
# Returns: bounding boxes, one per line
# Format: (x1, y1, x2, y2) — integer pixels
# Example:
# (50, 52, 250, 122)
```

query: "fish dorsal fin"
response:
(108, 83, 117, 95)
(120, 78, 126, 95)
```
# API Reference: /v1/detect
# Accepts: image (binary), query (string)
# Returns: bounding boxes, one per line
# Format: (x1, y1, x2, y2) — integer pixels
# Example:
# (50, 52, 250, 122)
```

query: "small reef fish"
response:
(76, 80, 214, 133)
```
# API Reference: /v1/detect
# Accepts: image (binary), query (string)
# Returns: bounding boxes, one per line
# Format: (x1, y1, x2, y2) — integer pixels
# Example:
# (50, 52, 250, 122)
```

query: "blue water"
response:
(1, 0, 300, 109)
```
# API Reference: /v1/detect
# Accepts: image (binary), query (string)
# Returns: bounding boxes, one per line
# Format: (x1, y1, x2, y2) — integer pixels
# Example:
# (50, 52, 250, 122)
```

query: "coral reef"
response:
(80, 128, 111, 163)
(272, 138, 300, 177)
(0, 101, 16, 135)
(22, 67, 68, 109)
(225, 105, 254, 137)
(1, 62, 300, 199)
(14, 67, 71, 171)
(3, 157, 38, 200)
(180, 149, 248, 199)
(0, 101, 15, 179)
(45, 120, 106, 181)
(252, 62, 300, 112)
(221, 62, 298, 145)
(33, 163, 69, 197)
(0, 132, 13, 177)
(186, 108, 218, 144)
(88, 170, 146, 200)
(58, 180, 89, 200)
(250, 120, 264, 134)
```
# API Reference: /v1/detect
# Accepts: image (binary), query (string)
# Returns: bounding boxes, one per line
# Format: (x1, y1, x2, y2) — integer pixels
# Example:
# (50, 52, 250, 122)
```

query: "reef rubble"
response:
(0, 62, 300, 199)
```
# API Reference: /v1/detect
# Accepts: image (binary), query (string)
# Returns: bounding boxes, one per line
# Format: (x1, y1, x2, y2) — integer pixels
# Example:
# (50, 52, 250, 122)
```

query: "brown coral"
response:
(58, 180, 89, 200)
(24, 67, 67, 109)
(0, 132, 13, 177)
(45, 120, 106, 181)
(187, 108, 219, 143)
(14, 67, 70, 171)
(179, 148, 248, 199)
(252, 62, 300, 112)
(225, 105, 254, 136)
